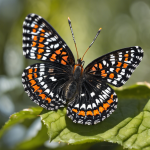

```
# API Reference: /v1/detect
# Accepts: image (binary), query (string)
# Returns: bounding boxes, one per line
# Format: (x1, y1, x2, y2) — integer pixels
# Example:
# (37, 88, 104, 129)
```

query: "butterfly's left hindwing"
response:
(22, 63, 71, 110)
(84, 46, 144, 87)
(23, 14, 75, 66)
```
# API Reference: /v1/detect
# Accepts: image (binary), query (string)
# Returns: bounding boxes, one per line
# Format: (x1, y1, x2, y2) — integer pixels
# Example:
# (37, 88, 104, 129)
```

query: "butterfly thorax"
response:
(65, 59, 84, 100)
(73, 59, 84, 80)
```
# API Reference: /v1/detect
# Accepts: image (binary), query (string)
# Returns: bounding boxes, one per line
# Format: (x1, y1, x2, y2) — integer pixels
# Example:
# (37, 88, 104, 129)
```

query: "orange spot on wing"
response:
(32, 85, 40, 92)
(101, 70, 105, 74)
(45, 97, 51, 103)
(108, 99, 114, 104)
(86, 111, 93, 116)
(50, 54, 56, 61)
(117, 62, 122, 67)
(38, 49, 44, 53)
(61, 60, 67, 65)
(62, 51, 67, 55)
(91, 66, 96, 71)
(34, 73, 38, 78)
(124, 54, 129, 57)
(30, 80, 36, 86)
(62, 56, 68, 61)
(99, 106, 104, 113)
(101, 74, 107, 77)
(38, 43, 44, 48)
(37, 54, 42, 59)
(99, 63, 103, 69)
(125, 58, 128, 61)
(103, 103, 110, 110)
(40, 33, 44, 36)
(72, 109, 78, 113)
(110, 94, 113, 99)
(41, 29, 45, 32)
(93, 109, 100, 116)
(28, 74, 33, 80)
(55, 48, 63, 54)
(109, 73, 114, 79)
(32, 41, 36, 47)
(39, 37, 45, 42)
(78, 111, 85, 116)
(34, 68, 37, 72)
(32, 29, 36, 33)
(39, 94, 46, 99)
(28, 68, 33, 73)
(37, 89, 42, 93)
(34, 24, 38, 28)
(94, 64, 98, 68)
(33, 36, 37, 41)
(116, 68, 120, 73)
(123, 63, 128, 68)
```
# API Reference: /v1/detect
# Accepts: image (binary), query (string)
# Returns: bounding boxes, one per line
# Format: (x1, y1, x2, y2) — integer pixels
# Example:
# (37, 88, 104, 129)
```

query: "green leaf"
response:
(17, 122, 49, 150)
(40, 83, 150, 149)
(0, 107, 42, 139)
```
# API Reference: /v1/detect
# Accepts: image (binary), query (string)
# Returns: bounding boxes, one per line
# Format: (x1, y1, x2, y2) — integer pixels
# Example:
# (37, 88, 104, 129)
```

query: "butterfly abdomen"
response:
(65, 81, 77, 100)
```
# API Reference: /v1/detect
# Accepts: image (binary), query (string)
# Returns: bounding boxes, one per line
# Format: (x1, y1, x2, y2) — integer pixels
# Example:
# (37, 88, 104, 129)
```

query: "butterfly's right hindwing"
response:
(67, 76, 118, 125)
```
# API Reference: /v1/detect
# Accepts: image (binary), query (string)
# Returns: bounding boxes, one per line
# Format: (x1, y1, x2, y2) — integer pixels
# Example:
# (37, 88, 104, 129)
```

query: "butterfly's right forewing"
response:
(84, 46, 143, 87)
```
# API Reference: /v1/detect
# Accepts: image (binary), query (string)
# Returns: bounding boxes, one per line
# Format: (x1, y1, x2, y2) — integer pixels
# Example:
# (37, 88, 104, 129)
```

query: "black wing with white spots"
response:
(67, 76, 118, 125)
(84, 46, 144, 87)
(23, 13, 75, 66)
(22, 63, 71, 110)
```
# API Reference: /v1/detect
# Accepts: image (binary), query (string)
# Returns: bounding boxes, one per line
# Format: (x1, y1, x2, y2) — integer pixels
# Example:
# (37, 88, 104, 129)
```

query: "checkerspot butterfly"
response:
(22, 14, 144, 125)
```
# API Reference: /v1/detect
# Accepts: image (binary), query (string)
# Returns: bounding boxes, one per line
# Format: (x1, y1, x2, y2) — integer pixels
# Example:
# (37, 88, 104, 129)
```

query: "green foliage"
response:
(17, 122, 48, 150)
(0, 83, 150, 150)
(0, 107, 42, 139)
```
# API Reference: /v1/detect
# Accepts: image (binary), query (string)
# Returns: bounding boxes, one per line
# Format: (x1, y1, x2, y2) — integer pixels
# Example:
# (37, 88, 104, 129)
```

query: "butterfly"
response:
(22, 14, 144, 125)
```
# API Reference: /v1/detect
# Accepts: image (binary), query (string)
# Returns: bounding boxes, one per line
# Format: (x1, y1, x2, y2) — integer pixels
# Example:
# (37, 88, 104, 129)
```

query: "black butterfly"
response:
(22, 14, 144, 125)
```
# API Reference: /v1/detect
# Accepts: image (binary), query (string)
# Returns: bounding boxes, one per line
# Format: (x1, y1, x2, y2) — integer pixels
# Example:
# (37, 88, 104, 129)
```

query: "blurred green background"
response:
(0, 0, 150, 149)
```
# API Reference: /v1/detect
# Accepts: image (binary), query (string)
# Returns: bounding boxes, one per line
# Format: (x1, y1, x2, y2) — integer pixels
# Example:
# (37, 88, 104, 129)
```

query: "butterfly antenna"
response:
(68, 17, 79, 60)
(81, 28, 102, 61)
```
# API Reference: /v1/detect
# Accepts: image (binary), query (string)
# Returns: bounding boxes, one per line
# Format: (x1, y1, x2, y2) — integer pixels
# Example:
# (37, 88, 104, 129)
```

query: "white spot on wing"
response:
(75, 104, 79, 108)
(87, 104, 92, 109)
(49, 76, 57, 81)
(92, 103, 96, 108)
(90, 92, 95, 97)
(80, 104, 86, 109)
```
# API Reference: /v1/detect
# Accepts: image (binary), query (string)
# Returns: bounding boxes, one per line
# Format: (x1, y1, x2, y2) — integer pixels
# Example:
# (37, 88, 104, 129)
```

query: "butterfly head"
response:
(77, 58, 85, 67)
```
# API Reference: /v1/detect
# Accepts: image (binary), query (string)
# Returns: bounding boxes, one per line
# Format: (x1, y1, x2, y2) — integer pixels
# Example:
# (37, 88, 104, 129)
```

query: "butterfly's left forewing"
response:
(84, 46, 144, 87)
(23, 14, 75, 66)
